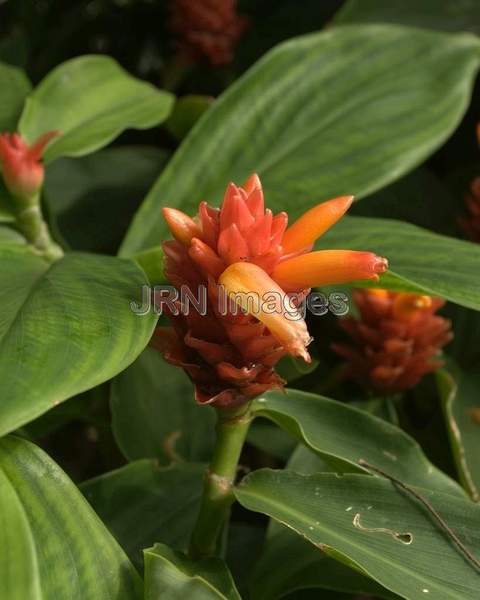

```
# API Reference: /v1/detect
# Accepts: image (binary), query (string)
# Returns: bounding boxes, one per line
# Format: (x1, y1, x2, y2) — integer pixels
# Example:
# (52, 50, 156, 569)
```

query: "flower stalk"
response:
(15, 200, 63, 262)
(188, 405, 252, 559)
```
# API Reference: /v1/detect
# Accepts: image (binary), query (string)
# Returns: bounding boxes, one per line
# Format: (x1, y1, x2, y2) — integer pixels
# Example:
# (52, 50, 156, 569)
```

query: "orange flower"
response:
(153, 175, 388, 408)
(169, 0, 248, 66)
(332, 289, 453, 394)
(0, 131, 58, 202)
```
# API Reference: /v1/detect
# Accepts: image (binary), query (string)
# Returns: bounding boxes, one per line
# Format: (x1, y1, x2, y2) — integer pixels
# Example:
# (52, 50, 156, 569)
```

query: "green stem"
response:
(16, 202, 63, 262)
(188, 406, 252, 559)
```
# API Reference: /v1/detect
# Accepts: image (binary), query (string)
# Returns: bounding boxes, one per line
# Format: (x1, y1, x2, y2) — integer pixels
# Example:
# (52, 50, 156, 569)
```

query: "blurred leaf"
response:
(0, 60, 31, 130)
(334, 0, 480, 34)
(111, 348, 215, 463)
(0, 247, 156, 436)
(82, 460, 204, 570)
(320, 215, 480, 311)
(437, 369, 480, 501)
(19, 55, 174, 162)
(236, 470, 480, 600)
(44, 146, 168, 253)
(247, 419, 296, 461)
(144, 543, 241, 600)
(275, 355, 320, 383)
(121, 24, 480, 255)
(252, 389, 463, 495)
(0, 436, 142, 599)
(166, 95, 214, 141)
(0, 224, 24, 244)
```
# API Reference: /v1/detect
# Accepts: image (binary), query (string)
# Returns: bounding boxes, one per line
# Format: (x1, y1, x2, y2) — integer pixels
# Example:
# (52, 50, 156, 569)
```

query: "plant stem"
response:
(188, 405, 252, 559)
(16, 202, 63, 262)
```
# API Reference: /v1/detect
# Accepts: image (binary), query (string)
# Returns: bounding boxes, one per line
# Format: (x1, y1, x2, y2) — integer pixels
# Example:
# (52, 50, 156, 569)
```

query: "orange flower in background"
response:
(332, 289, 453, 395)
(459, 123, 480, 243)
(153, 174, 388, 408)
(169, 0, 248, 66)
(0, 131, 58, 202)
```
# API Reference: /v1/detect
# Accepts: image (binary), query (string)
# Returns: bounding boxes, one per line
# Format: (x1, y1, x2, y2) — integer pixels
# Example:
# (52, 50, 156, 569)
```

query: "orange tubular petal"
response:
(273, 250, 388, 291)
(163, 207, 202, 245)
(219, 262, 311, 362)
(281, 196, 354, 254)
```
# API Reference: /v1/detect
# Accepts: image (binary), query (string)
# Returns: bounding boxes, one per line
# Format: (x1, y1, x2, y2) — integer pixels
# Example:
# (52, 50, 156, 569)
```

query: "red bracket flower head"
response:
(154, 174, 388, 408)
(333, 288, 453, 394)
(169, 0, 248, 66)
(0, 131, 59, 202)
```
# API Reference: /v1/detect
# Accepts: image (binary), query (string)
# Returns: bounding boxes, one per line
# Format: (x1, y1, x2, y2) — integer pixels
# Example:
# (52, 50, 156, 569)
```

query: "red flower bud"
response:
(0, 131, 59, 202)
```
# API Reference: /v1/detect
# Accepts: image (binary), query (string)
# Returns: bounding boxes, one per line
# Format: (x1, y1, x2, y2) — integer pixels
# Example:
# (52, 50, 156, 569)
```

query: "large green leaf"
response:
(81, 460, 204, 570)
(19, 55, 174, 162)
(44, 146, 168, 253)
(250, 446, 397, 600)
(437, 369, 480, 502)
(111, 348, 215, 463)
(121, 24, 480, 255)
(252, 389, 463, 496)
(144, 543, 241, 600)
(236, 470, 480, 600)
(251, 527, 397, 600)
(0, 61, 31, 131)
(319, 215, 480, 310)
(0, 436, 142, 599)
(0, 246, 156, 435)
(334, 0, 480, 35)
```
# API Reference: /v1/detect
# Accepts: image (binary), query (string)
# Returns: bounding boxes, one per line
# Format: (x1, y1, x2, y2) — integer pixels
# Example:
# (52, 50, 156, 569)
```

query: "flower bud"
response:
(0, 131, 58, 204)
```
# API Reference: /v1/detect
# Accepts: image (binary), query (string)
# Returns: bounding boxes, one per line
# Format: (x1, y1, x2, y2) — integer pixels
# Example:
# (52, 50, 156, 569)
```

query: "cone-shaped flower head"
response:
(332, 288, 453, 394)
(0, 131, 58, 203)
(155, 175, 388, 408)
(169, 0, 248, 66)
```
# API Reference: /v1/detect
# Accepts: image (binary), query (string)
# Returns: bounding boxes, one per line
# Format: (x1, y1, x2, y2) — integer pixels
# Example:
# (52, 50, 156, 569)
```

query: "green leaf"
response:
(144, 543, 241, 600)
(252, 389, 463, 495)
(44, 146, 168, 253)
(247, 419, 297, 461)
(19, 56, 174, 162)
(0, 436, 142, 599)
(236, 469, 480, 600)
(120, 24, 480, 255)
(334, 0, 480, 35)
(0, 61, 31, 131)
(82, 460, 204, 570)
(251, 445, 397, 600)
(319, 215, 480, 310)
(251, 527, 397, 600)
(0, 224, 24, 244)
(165, 95, 214, 141)
(437, 369, 480, 502)
(0, 247, 156, 435)
(111, 347, 215, 463)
